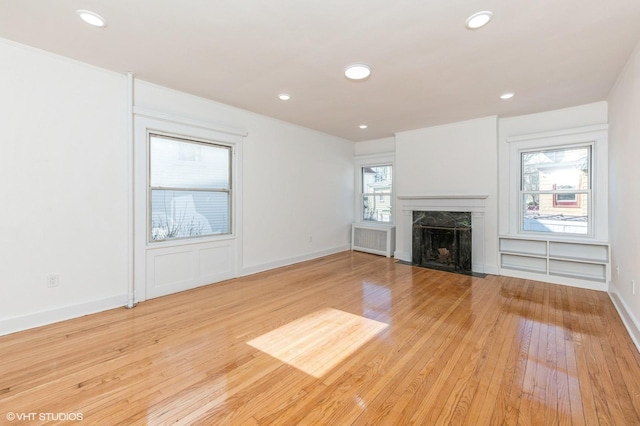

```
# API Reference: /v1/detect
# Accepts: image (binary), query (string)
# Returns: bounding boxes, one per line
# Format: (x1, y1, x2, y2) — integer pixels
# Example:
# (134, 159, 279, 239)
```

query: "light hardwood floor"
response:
(1, 251, 640, 425)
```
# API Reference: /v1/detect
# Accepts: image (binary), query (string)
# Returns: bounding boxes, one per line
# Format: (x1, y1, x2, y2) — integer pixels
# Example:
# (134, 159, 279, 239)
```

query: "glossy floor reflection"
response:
(0, 251, 639, 424)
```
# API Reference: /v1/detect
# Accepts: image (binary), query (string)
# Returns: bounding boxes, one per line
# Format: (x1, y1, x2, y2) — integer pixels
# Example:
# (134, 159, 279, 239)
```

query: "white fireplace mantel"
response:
(398, 194, 488, 211)
(398, 195, 489, 199)
(395, 195, 488, 273)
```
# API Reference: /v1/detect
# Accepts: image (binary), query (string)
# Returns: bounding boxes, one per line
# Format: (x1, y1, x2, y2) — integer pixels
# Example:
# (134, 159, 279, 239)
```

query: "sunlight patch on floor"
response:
(247, 308, 389, 378)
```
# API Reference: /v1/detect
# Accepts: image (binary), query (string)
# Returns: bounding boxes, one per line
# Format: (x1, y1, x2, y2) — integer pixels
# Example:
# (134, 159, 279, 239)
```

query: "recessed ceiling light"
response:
(77, 10, 107, 27)
(359, 124, 368, 129)
(345, 64, 371, 80)
(278, 93, 291, 101)
(500, 92, 515, 100)
(465, 11, 493, 29)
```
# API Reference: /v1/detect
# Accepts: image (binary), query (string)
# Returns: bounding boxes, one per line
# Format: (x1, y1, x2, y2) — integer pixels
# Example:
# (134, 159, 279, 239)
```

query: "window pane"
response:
(151, 190, 230, 241)
(363, 194, 392, 222)
(523, 193, 588, 235)
(362, 165, 392, 223)
(362, 165, 392, 193)
(522, 147, 590, 191)
(150, 135, 230, 189)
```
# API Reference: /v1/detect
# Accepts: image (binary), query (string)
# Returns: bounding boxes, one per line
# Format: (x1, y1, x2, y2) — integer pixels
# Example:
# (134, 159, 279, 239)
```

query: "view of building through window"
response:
(149, 134, 232, 241)
(362, 165, 392, 222)
(521, 146, 591, 235)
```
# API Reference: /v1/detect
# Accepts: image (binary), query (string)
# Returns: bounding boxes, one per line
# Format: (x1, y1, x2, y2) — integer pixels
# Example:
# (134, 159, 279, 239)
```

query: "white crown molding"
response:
(506, 124, 608, 143)
(133, 107, 248, 137)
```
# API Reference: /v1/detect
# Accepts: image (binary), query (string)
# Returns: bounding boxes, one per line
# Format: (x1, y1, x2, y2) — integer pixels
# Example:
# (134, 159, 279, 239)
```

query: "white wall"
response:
(0, 39, 354, 334)
(608, 40, 640, 348)
(498, 102, 608, 140)
(241, 117, 354, 272)
(134, 82, 354, 275)
(0, 40, 129, 333)
(354, 137, 395, 156)
(395, 116, 499, 273)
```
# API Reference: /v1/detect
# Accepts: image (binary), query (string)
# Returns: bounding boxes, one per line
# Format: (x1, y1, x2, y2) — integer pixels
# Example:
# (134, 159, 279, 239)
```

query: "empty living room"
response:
(2, 1, 640, 424)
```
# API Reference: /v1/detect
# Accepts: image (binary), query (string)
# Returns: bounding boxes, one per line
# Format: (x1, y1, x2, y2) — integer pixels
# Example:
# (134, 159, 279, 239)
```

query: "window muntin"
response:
(521, 146, 591, 235)
(149, 134, 231, 242)
(362, 165, 392, 222)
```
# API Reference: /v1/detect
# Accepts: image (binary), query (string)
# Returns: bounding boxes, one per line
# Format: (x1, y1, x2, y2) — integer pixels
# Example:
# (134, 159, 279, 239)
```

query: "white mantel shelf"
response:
(398, 195, 489, 200)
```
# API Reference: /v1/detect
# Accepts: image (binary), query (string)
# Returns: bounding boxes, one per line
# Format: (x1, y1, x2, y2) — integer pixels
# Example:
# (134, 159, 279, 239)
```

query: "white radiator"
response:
(351, 223, 396, 257)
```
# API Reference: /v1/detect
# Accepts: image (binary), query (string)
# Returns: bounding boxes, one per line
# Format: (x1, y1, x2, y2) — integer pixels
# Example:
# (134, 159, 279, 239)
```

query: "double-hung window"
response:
(361, 165, 393, 223)
(504, 125, 608, 241)
(521, 146, 591, 235)
(149, 133, 232, 242)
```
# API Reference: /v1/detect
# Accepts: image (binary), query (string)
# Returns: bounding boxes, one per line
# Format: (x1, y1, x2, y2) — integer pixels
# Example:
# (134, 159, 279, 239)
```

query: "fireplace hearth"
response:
(412, 211, 472, 275)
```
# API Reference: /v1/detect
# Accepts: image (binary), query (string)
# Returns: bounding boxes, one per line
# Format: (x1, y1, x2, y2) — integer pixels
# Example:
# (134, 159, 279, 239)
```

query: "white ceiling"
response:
(2, 1, 640, 142)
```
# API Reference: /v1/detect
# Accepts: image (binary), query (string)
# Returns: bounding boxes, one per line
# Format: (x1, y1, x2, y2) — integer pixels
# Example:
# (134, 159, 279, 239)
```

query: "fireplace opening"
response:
(412, 211, 472, 274)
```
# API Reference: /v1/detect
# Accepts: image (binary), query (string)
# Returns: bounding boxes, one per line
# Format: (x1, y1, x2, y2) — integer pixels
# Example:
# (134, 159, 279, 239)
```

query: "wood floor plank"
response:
(517, 280, 547, 426)
(599, 299, 640, 422)
(581, 288, 634, 425)
(453, 278, 526, 425)
(487, 278, 528, 425)
(410, 280, 503, 425)
(350, 280, 478, 424)
(565, 285, 598, 425)
(550, 282, 572, 426)
(307, 273, 478, 424)
(1, 251, 639, 425)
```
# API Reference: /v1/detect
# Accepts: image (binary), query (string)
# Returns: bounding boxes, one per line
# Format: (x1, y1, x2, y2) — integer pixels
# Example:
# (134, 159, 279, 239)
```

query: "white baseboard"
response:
(608, 286, 640, 354)
(0, 294, 127, 337)
(483, 265, 500, 275)
(242, 245, 350, 276)
(394, 250, 411, 262)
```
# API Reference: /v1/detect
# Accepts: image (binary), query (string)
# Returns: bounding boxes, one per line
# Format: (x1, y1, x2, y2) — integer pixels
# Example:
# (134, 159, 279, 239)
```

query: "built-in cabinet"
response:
(499, 236, 609, 288)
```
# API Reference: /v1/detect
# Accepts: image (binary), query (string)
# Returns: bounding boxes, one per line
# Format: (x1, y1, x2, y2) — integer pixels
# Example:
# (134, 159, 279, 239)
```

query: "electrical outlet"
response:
(616, 264, 620, 277)
(633, 280, 636, 296)
(47, 274, 59, 288)
(309, 236, 313, 243)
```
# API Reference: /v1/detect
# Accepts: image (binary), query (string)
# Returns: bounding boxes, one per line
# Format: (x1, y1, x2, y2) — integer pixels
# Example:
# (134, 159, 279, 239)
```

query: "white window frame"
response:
(133, 109, 245, 303)
(148, 132, 233, 243)
(505, 125, 608, 242)
(519, 143, 593, 237)
(355, 153, 395, 225)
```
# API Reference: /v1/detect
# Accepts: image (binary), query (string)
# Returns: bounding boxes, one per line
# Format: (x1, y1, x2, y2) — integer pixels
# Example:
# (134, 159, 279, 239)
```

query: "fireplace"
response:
(412, 211, 472, 274)
(396, 195, 488, 274)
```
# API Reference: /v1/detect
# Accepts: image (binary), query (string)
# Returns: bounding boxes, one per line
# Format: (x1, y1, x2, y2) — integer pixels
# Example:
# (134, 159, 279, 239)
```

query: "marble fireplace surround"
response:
(395, 195, 488, 273)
